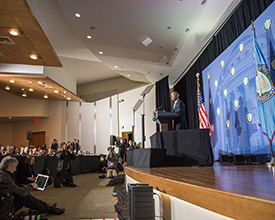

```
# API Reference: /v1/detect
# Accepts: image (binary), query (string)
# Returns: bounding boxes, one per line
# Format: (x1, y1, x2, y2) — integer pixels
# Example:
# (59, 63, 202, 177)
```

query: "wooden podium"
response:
(153, 110, 178, 131)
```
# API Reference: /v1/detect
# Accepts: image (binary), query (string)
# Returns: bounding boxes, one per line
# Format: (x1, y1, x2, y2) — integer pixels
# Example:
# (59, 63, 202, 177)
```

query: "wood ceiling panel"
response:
(0, 74, 84, 102)
(0, 0, 62, 67)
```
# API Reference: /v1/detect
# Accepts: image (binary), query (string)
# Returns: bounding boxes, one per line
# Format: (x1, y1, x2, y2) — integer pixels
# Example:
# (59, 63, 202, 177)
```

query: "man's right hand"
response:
(30, 183, 38, 190)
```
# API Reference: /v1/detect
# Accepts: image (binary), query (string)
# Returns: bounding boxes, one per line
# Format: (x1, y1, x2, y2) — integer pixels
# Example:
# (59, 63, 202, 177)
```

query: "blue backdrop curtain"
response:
(174, 0, 274, 130)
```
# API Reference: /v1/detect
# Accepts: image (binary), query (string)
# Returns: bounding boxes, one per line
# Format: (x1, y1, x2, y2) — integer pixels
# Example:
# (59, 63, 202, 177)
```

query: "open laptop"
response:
(35, 174, 49, 191)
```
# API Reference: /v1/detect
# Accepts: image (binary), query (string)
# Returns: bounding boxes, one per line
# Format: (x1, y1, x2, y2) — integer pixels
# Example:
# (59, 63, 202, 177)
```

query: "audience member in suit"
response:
(116, 138, 125, 162)
(17, 155, 36, 185)
(51, 139, 58, 151)
(54, 143, 77, 188)
(171, 91, 188, 130)
(127, 140, 135, 151)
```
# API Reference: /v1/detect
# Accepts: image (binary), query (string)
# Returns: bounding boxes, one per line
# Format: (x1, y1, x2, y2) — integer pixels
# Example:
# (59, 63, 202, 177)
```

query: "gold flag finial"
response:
(251, 20, 255, 30)
(196, 72, 200, 78)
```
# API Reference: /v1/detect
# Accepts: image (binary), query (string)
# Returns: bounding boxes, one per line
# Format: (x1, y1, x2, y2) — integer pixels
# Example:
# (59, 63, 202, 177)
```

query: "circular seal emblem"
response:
(217, 107, 221, 116)
(243, 76, 249, 87)
(271, 58, 275, 70)
(256, 65, 275, 103)
(220, 60, 225, 68)
(214, 80, 218, 88)
(226, 119, 231, 129)
(264, 17, 272, 32)
(223, 89, 228, 97)
(234, 99, 239, 110)
(231, 67, 236, 76)
(246, 112, 253, 124)
(239, 42, 244, 53)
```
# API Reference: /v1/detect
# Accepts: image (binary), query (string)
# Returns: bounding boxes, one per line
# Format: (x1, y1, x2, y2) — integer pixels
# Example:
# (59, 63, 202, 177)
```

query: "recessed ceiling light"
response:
(21, 88, 25, 91)
(141, 37, 153, 46)
(22, 93, 27, 97)
(114, 66, 118, 69)
(38, 81, 43, 85)
(8, 117, 12, 120)
(5, 86, 10, 90)
(64, 91, 67, 94)
(44, 94, 48, 99)
(99, 51, 103, 55)
(67, 97, 71, 100)
(54, 90, 59, 94)
(75, 13, 81, 17)
(29, 88, 34, 92)
(127, 74, 130, 77)
(10, 80, 15, 83)
(9, 29, 20, 36)
(87, 35, 92, 39)
(166, 26, 171, 30)
(30, 54, 38, 60)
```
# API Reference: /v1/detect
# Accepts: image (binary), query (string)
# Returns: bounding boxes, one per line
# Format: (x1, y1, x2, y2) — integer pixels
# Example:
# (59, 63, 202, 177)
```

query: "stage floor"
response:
(124, 162, 275, 219)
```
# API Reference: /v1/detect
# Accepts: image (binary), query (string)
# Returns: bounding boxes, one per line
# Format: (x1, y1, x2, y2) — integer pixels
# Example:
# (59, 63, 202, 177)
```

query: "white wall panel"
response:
(67, 101, 80, 142)
(81, 102, 94, 153)
(96, 98, 110, 154)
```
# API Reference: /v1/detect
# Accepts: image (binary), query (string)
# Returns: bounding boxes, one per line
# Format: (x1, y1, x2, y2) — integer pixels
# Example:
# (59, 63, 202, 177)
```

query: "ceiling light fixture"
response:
(141, 37, 153, 46)
(29, 88, 34, 92)
(127, 74, 130, 77)
(10, 80, 15, 83)
(114, 66, 118, 69)
(30, 54, 38, 60)
(67, 97, 71, 100)
(75, 13, 81, 17)
(64, 91, 67, 94)
(9, 117, 12, 120)
(44, 94, 48, 99)
(54, 90, 59, 94)
(5, 86, 10, 90)
(87, 35, 92, 39)
(9, 29, 20, 36)
(38, 81, 43, 85)
(99, 51, 103, 55)
(22, 93, 27, 97)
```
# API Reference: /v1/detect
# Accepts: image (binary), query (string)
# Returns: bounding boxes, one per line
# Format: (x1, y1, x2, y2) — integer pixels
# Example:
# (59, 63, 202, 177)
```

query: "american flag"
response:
(196, 73, 211, 135)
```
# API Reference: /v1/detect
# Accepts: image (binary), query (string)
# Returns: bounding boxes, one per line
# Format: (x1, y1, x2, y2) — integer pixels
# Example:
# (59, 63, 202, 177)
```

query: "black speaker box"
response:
(27, 131, 32, 140)
(110, 135, 116, 145)
(128, 183, 154, 220)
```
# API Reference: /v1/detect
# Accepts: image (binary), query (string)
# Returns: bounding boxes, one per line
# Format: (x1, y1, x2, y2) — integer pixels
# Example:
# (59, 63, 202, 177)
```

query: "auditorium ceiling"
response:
(0, 0, 242, 99)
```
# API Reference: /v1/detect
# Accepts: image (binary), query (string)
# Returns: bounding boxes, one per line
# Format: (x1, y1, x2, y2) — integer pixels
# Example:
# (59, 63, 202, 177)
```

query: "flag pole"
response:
(268, 141, 275, 166)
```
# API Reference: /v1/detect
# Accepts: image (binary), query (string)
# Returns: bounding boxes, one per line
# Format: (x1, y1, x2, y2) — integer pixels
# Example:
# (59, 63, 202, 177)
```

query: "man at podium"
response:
(171, 91, 188, 130)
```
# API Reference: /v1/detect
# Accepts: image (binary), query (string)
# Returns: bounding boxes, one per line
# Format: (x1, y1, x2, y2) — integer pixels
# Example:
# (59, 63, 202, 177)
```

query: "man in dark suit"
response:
(171, 91, 188, 130)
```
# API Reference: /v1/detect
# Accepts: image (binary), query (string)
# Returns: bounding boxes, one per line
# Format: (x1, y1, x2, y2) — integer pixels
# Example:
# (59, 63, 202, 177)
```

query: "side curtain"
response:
(155, 76, 171, 131)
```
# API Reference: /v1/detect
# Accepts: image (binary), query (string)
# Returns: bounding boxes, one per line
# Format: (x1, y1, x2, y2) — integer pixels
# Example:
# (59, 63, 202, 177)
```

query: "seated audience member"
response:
(29, 142, 35, 149)
(77, 150, 83, 155)
(19, 146, 24, 155)
(0, 145, 5, 155)
(98, 155, 107, 173)
(106, 147, 118, 178)
(0, 156, 65, 219)
(54, 143, 77, 188)
(5, 146, 13, 156)
(47, 148, 54, 156)
(23, 146, 29, 156)
(32, 148, 37, 156)
(17, 155, 36, 185)
(13, 147, 20, 156)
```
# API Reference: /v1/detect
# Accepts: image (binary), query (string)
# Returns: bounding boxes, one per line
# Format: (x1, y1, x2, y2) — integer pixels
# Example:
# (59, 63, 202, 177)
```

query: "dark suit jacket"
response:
(173, 99, 188, 130)
(17, 164, 36, 185)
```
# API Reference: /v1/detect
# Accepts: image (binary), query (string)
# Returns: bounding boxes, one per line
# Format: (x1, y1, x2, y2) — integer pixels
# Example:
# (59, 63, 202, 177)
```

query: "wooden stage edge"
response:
(124, 163, 275, 220)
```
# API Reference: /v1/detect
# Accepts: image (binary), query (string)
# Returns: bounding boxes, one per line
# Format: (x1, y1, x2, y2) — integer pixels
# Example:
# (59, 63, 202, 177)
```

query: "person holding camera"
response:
(54, 143, 77, 188)
(0, 156, 65, 219)
(106, 147, 119, 178)
(116, 138, 125, 162)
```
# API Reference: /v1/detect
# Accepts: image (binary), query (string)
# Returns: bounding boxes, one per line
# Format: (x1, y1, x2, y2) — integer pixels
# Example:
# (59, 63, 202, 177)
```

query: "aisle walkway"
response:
(31, 173, 118, 220)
